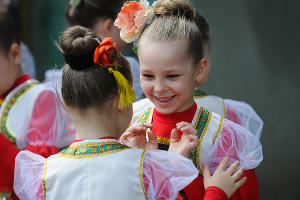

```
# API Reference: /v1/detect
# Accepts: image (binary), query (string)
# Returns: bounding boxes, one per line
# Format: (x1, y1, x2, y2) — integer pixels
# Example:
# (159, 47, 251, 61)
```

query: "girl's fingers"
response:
(142, 123, 153, 128)
(180, 126, 197, 135)
(119, 131, 133, 142)
(170, 128, 180, 143)
(147, 129, 157, 143)
(232, 167, 244, 181)
(227, 161, 240, 175)
(126, 126, 146, 134)
(176, 121, 190, 129)
(217, 157, 229, 172)
(233, 177, 247, 191)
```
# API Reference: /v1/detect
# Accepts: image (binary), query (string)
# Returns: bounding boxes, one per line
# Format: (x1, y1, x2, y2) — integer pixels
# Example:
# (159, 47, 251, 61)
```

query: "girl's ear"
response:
(9, 43, 22, 66)
(194, 58, 209, 86)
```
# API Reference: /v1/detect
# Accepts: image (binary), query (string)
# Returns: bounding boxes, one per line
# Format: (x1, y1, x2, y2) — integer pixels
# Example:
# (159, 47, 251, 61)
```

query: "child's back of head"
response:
(59, 25, 134, 111)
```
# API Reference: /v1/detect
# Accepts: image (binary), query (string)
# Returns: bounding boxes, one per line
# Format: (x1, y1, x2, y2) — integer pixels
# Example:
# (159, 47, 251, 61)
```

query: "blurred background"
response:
(8, 0, 300, 199)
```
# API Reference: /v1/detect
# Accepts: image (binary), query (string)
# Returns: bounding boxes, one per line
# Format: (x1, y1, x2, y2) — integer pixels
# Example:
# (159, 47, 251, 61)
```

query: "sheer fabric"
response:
(143, 151, 198, 200)
(205, 119, 263, 173)
(14, 151, 44, 200)
(225, 99, 263, 139)
(7, 84, 75, 152)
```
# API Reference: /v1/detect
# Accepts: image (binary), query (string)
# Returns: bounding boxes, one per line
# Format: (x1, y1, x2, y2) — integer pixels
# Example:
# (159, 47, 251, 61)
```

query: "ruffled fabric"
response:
(205, 119, 263, 173)
(6, 83, 75, 153)
(143, 150, 198, 200)
(14, 151, 45, 200)
(225, 99, 263, 139)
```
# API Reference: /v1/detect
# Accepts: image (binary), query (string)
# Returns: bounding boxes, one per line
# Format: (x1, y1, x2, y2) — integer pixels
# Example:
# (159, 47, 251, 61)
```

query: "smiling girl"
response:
(115, 0, 263, 199)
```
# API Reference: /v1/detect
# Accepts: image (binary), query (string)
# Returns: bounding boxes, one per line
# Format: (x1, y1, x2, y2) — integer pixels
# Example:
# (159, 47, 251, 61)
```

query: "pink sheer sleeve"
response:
(26, 89, 75, 157)
(14, 151, 45, 200)
(224, 99, 263, 139)
(142, 150, 198, 200)
(205, 119, 263, 173)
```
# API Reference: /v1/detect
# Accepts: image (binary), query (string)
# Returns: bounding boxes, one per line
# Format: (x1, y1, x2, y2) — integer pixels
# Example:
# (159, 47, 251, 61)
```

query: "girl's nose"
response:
(154, 79, 167, 94)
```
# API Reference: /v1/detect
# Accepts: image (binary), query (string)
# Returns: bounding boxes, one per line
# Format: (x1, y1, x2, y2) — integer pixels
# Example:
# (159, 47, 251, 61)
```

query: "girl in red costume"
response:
(0, 14, 74, 200)
(115, 0, 263, 199)
(1, 26, 245, 200)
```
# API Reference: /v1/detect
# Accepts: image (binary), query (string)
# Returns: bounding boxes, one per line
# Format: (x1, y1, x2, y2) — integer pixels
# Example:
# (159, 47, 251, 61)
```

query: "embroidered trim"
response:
(0, 81, 36, 144)
(190, 107, 211, 171)
(0, 192, 12, 198)
(157, 136, 170, 145)
(139, 107, 153, 124)
(139, 150, 148, 200)
(222, 98, 227, 118)
(213, 117, 223, 144)
(58, 142, 129, 158)
(0, 99, 3, 107)
(42, 158, 48, 200)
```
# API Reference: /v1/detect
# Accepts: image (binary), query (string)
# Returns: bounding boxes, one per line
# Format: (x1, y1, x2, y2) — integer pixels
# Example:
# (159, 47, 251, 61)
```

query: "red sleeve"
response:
(0, 133, 20, 192)
(182, 174, 205, 200)
(26, 91, 59, 158)
(204, 186, 228, 200)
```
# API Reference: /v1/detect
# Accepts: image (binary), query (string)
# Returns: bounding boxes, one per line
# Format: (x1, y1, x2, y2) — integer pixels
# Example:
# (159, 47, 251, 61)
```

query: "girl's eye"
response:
(142, 74, 154, 78)
(167, 74, 180, 78)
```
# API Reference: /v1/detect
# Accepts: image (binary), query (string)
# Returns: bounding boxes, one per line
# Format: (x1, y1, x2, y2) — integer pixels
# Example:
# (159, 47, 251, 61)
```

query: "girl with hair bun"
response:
(45, 0, 144, 99)
(1, 25, 247, 200)
(115, 0, 263, 199)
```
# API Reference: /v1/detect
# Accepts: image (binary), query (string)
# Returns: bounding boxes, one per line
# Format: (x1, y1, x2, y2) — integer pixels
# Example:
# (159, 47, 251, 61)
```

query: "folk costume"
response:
(0, 74, 75, 199)
(131, 102, 263, 200)
(133, 93, 263, 139)
(0, 136, 230, 200)
(12, 138, 200, 200)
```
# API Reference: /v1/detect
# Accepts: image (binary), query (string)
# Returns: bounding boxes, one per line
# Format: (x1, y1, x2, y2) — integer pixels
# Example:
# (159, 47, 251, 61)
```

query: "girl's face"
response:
(139, 39, 200, 114)
(0, 48, 19, 96)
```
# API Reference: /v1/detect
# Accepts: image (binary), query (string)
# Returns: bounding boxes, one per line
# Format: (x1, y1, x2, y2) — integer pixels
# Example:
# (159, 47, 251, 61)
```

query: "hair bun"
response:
(60, 25, 98, 70)
(153, 0, 196, 20)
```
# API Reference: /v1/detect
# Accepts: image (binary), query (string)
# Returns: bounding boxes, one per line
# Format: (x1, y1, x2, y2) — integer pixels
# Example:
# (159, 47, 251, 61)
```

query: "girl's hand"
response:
(119, 123, 158, 150)
(203, 157, 247, 198)
(168, 122, 199, 158)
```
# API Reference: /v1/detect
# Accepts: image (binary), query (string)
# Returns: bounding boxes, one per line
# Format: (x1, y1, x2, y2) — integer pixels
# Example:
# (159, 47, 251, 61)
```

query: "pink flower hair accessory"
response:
(114, 0, 155, 43)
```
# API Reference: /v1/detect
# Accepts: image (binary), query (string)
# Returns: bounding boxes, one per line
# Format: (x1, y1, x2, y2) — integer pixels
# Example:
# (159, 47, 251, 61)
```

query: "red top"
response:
(151, 103, 259, 200)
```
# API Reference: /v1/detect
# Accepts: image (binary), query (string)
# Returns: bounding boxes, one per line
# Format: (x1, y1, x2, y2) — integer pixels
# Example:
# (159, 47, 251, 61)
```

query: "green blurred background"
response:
(9, 0, 300, 199)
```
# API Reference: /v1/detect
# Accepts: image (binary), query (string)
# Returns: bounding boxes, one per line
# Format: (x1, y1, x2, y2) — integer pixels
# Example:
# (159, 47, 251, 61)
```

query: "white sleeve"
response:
(224, 99, 263, 139)
(205, 119, 263, 173)
(14, 151, 45, 200)
(143, 150, 198, 200)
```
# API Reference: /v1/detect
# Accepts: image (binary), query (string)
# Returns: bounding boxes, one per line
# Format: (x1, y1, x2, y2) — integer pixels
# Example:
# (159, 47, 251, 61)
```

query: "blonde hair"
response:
(139, 0, 204, 65)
